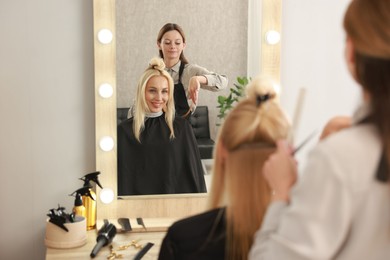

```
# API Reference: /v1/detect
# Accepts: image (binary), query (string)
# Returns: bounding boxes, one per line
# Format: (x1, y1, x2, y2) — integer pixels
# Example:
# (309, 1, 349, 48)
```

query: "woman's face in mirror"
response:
(158, 30, 186, 61)
(145, 75, 169, 113)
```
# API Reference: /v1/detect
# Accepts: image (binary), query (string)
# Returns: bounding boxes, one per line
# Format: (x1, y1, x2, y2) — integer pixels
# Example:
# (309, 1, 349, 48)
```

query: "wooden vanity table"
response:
(46, 230, 165, 259)
(45, 218, 176, 260)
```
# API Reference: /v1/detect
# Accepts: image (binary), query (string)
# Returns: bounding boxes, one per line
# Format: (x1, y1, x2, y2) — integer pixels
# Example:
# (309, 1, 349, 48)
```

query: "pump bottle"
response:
(80, 171, 102, 230)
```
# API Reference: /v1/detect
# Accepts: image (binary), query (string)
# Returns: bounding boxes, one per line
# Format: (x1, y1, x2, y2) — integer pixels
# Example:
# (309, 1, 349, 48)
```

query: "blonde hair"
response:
(209, 76, 290, 260)
(133, 57, 175, 142)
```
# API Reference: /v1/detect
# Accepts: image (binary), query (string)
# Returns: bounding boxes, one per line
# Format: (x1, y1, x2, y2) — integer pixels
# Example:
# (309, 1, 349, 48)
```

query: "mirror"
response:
(94, 0, 281, 220)
(116, 0, 249, 196)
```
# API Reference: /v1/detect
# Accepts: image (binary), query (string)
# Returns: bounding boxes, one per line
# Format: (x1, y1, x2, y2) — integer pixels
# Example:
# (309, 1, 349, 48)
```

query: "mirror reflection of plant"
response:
(217, 76, 250, 125)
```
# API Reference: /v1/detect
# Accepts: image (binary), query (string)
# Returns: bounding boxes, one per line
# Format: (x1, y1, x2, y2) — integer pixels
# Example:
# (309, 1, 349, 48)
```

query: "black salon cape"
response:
(158, 208, 226, 260)
(117, 114, 207, 196)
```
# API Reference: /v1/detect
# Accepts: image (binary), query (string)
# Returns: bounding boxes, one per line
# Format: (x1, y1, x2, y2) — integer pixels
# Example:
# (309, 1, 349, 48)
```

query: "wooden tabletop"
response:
(46, 228, 167, 259)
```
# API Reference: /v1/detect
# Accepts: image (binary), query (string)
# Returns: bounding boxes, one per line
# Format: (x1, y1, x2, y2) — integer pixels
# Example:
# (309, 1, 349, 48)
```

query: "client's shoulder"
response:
(167, 208, 225, 236)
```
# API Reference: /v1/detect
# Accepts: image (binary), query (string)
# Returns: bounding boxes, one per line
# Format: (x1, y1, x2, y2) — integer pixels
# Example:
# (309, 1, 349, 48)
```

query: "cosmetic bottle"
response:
(72, 193, 86, 218)
(69, 187, 91, 220)
(80, 171, 102, 230)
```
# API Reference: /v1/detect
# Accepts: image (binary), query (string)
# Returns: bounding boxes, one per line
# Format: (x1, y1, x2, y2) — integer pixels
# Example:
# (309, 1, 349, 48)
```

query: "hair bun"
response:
(245, 76, 278, 103)
(149, 57, 166, 71)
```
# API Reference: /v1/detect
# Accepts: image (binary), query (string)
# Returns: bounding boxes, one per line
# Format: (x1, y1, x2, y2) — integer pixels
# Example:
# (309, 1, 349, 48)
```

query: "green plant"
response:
(217, 76, 250, 124)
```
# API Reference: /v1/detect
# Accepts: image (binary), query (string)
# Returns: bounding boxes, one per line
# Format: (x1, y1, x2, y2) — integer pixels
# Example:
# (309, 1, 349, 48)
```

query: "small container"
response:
(45, 216, 87, 249)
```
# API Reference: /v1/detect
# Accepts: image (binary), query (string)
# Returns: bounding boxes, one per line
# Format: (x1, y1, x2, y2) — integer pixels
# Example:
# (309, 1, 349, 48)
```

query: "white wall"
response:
(280, 0, 361, 168)
(0, 0, 94, 259)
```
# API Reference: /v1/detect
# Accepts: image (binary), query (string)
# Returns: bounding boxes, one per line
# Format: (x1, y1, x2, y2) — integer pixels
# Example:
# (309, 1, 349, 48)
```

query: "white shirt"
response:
(249, 104, 390, 260)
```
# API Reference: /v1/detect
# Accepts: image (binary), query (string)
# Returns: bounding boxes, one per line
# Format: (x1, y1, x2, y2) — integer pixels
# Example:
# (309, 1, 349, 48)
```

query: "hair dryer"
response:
(90, 221, 117, 258)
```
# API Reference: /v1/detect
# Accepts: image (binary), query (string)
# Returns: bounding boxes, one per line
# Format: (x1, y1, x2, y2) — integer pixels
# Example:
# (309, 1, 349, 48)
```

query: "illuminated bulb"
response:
(98, 83, 113, 98)
(265, 30, 280, 45)
(273, 82, 281, 95)
(97, 29, 113, 44)
(100, 188, 114, 204)
(99, 136, 114, 152)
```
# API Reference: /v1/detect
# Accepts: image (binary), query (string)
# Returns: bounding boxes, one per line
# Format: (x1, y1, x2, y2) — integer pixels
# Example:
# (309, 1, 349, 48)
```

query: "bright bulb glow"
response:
(99, 136, 114, 152)
(265, 30, 280, 45)
(100, 188, 114, 204)
(273, 82, 281, 95)
(98, 83, 113, 98)
(97, 29, 113, 44)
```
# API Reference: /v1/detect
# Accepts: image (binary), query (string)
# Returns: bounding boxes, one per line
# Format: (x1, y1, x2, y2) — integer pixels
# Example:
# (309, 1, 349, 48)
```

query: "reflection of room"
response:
(116, 0, 249, 140)
(94, 0, 283, 224)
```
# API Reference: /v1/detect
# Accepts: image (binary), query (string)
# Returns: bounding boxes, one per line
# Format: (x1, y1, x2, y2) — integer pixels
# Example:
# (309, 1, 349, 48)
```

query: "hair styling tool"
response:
(90, 221, 117, 258)
(47, 205, 75, 232)
(292, 130, 318, 155)
(288, 87, 306, 145)
(118, 218, 132, 232)
(133, 242, 154, 260)
(136, 217, 146, 231)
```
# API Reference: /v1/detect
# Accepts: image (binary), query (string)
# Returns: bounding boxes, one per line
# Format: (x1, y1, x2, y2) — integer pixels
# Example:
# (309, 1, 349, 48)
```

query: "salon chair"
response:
(188, 106, 215, 159)
(117, 106, 215, 159)
(117, 108, 130, 125)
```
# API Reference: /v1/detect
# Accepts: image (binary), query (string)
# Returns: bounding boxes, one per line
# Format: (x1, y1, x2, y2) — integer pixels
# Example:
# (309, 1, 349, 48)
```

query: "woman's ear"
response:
(345, 37, 356, 78)
(157, 41, 161, 50)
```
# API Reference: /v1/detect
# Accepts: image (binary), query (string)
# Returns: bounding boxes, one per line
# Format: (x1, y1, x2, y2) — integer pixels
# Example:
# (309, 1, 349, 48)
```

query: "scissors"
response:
(292, 130, 318, 155)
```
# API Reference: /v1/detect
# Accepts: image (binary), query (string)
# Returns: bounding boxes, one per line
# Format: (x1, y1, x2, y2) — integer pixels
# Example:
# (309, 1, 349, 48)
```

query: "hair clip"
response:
(256, 94, 271, 107)
(47, 205, 73, 232)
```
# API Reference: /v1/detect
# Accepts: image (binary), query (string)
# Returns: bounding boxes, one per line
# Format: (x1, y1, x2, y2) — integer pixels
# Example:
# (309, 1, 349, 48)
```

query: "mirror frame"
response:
(94, 0, 282, 220)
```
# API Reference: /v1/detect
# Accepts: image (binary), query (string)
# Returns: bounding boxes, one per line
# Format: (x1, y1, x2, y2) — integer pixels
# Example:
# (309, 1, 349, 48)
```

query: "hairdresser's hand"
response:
(188, 76, 206, 105)
(263, 140, 297, 202)
(320, 116, 352, 140)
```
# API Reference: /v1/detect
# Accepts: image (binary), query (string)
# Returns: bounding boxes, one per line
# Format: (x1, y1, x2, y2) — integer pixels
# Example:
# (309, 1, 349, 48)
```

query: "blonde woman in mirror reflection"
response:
(117, 57, 206, 196)
(250, 0, 390, 259)
(156, 23, 228, 118)
(158, 76, 291, 260)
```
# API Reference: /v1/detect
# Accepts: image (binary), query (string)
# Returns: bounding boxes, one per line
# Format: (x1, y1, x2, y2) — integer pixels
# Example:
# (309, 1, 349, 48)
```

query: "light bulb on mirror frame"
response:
(98, 83, 113, 98)
(265, 30, 280, 45)
(97, 28, 113, 44)
(99, 136, 114, 152)
(272, 82, 281, 95)
(99, 188, 115, 204)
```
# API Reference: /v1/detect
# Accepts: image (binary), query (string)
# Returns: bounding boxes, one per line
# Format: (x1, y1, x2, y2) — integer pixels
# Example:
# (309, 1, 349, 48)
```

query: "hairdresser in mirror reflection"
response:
(157, 23, 228, 118)
(117, 57, 206, 196)
(158, 77, 290, 260)
(249, 0, 390, 259)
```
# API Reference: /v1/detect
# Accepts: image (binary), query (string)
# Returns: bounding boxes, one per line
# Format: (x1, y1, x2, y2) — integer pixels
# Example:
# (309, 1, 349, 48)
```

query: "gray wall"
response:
(0, 0, 95, 259)
(0, 0, 362, 259)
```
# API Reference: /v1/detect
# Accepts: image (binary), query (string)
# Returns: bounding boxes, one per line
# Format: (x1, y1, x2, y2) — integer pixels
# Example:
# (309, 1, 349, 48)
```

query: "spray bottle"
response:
(80, 171, 102, 230)
(69, 187, 89, 219)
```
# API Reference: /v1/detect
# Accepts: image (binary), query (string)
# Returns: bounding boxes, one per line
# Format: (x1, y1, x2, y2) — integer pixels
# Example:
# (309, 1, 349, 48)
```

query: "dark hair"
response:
(344, 0, 390, 171)
(157, 23, 189, 64)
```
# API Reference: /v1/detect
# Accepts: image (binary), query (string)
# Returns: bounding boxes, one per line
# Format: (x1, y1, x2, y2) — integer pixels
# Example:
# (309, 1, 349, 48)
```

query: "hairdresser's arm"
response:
(184, 64, 228, 91)
(188, 76, 207, 105)
(249, 142, 352, 260)
(320, 116, 352, 140)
